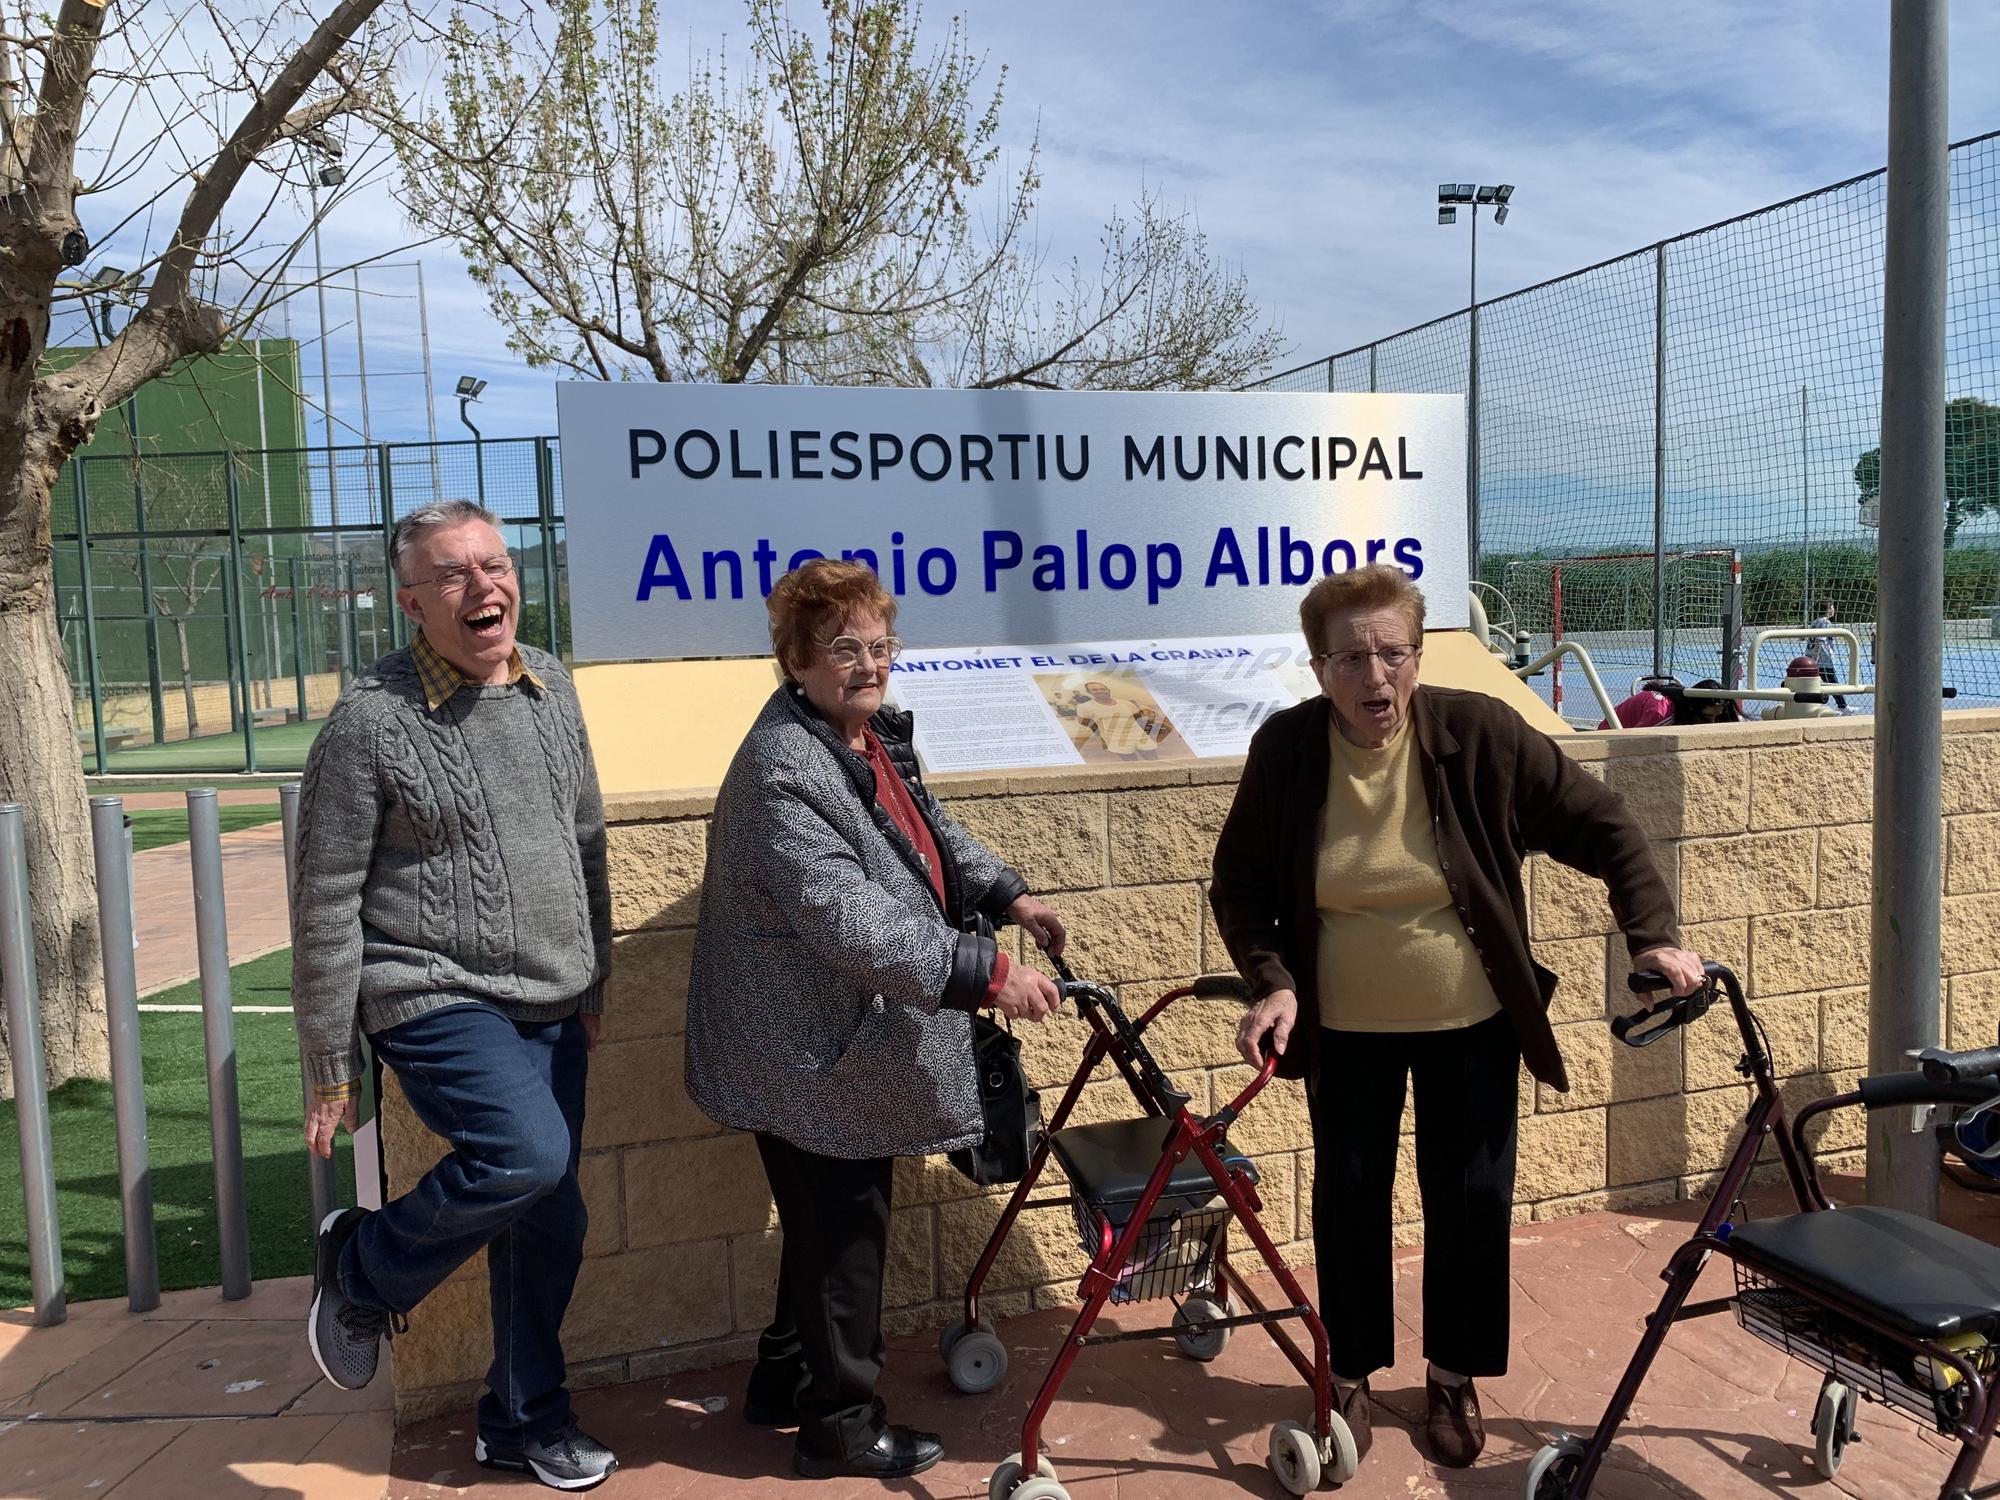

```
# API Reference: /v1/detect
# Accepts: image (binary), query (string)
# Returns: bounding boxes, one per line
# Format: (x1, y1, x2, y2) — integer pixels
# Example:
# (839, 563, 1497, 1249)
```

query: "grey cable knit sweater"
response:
(288, 643, 612, 1088)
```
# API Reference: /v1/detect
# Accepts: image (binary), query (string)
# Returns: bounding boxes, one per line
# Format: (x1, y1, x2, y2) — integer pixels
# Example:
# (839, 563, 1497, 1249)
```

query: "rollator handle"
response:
(1918, 1044, 2000, 1084)
(1614, 961, 1730, 1047)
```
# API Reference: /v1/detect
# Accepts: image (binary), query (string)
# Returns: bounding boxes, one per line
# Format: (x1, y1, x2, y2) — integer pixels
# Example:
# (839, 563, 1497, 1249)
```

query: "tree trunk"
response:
(0, 571, 109, 1100)
(171, 615, 198, 735)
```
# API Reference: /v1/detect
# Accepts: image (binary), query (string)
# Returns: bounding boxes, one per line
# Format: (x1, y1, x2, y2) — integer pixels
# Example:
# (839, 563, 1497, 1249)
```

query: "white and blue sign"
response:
(556, 384, 1469, 661)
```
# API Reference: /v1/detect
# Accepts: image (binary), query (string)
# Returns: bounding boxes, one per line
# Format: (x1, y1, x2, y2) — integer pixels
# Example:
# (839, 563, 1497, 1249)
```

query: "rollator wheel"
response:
(1173, 1295, 1232, 1362)
(1009, 1481, 1071, 1500)
(987, 1451, 1058, 1500)
(948, 1329, 1009, 1395)
(1813, 1378, 1858, 1478)
(938, 1315, 996, 1363)
(1523, 1435, 1589, 1499)
(1270, 1416, 1348, 1494)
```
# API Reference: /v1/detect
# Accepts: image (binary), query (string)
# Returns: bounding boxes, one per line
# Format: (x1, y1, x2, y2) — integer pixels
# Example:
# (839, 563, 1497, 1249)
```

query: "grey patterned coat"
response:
(685, 685, 1028, 1158)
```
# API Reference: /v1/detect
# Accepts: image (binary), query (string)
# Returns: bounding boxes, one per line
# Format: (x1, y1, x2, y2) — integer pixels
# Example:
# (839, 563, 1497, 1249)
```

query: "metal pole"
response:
(74, 461, 109, 774)
(1802, 385, 1813, 622)
(417, 261, 442, 504)
(352, 270, 374, 449)
(1368, 344, 1377, 394)
(1652, 242, 1668, 680)
(289, 555, 309, 717)
(187, 789, 252, 1297)
(0, 803, 66, 1325)
(537, 437, 560, 654)
(224, 458, 256, 773)
(310, 177, 343, 644)
(1467, 205, 1481, 564)
(1870, 0, 1948, 1218)
(280, 783, 340, 1228)
(379, 443, 401, 651)
(344, 554, 364, 675)
(90, 796, 158, 1311)
(127, 430, 166, 745)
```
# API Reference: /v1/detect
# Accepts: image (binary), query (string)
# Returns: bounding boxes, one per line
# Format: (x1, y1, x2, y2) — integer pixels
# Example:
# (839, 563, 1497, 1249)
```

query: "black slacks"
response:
(753, 1132, 894, 1460)
(1308, 1014, 1520, 1381)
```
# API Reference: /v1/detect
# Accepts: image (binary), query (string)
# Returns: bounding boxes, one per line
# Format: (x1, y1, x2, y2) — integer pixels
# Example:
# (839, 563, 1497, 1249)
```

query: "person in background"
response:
(685, 558, 1067, 1482)
(291, 499, 616, 1492)
(1807, 600, 1849, 711)
(1210, 563, 1704, 1471)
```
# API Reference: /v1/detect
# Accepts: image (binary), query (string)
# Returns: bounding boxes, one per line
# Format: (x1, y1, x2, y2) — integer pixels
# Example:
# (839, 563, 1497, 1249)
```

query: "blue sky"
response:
(71, 1, 2000, 447)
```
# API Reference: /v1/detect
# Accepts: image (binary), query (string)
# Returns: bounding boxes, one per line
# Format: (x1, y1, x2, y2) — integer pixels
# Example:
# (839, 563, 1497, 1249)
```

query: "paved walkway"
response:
(0, 1277, 391, 1500)
(9, 1180, 2000, 1499)
(132, 822, 292, 995)
(117, 791, 283, 812)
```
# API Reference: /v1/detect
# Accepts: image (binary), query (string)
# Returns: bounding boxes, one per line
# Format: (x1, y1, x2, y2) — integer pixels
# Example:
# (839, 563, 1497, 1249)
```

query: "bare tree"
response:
(392, 0, 1283, 390)
(0, 0, 407, 1093)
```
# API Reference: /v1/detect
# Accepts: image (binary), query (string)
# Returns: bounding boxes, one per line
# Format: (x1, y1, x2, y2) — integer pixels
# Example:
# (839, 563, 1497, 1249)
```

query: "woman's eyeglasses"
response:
(820, 635, 903, 668)
(1310, 644, 1421, 676)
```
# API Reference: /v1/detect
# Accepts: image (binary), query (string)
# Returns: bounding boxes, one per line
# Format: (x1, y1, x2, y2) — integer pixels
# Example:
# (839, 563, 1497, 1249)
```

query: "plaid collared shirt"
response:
(309, 630, 545, 1104)
(409, 629, 544, 711)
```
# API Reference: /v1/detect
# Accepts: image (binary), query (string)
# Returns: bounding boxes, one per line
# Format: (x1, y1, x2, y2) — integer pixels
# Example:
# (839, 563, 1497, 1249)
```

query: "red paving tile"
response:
(131, 821, 291, 994)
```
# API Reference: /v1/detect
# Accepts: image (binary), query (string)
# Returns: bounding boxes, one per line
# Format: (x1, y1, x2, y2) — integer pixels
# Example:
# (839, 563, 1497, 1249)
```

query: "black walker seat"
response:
(944, 962, 1346, 1500)
(1525, 962, 2000, 1500)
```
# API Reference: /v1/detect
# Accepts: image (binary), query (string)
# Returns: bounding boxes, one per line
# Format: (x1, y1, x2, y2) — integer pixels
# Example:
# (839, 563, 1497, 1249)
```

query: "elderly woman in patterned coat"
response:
(685, 557, 1067, 1483)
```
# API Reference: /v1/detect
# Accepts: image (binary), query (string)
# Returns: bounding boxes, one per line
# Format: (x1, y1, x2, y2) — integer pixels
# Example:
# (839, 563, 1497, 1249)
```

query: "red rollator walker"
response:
(941, 955, 1349, 1499)
(1527, 961, 2000, 1500)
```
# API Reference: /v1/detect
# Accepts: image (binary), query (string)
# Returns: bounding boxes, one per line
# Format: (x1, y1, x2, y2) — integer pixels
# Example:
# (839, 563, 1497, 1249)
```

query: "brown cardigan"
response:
(1208, 685, 1680, 1093)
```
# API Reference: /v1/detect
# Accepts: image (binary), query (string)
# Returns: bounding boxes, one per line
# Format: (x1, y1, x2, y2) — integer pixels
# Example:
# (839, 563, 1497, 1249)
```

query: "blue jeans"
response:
(340, 1002, 589, 1442)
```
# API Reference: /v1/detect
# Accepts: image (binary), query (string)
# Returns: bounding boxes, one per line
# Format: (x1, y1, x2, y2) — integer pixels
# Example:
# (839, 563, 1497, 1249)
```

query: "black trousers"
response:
(752, 1133, 894, 1459)
(1308, 1015, 1520, 1381)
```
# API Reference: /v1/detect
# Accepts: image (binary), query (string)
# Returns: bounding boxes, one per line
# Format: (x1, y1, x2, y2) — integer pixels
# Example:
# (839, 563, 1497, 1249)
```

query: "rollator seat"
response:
(1049, 1116, 1257, 1223)
(1730, 1205, 2000, 1340)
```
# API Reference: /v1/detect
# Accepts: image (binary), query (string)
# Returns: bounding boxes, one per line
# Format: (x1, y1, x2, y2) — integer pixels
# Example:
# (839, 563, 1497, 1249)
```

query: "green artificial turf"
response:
(81, 717, 325, 775)
(0, 950, 353, 1309)
(144, 946, 296, 1010)
(125, 802, 284, 852)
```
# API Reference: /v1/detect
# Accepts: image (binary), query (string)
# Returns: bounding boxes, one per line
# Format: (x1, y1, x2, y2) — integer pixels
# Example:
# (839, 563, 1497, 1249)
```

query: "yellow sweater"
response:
(1315, 718, 1502, 1032)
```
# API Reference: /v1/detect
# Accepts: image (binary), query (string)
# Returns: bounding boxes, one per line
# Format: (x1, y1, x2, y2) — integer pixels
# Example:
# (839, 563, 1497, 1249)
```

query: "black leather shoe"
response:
(793, 1425, 944, 1479)
(743, 1361, 808, 1426)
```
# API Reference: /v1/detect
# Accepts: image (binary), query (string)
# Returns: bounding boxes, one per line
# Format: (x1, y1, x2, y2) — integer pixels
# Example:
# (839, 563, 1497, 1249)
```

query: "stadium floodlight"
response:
(455, 375, 487, 398)
(1494, 183, 1514, 203)
(1494, 204, 1509, 225)
(1438, 206, 1457, 224)
(1438, 183, 1456, 203)
(1476, 185, 1497, 204)
(1456, 183, 1476, 202)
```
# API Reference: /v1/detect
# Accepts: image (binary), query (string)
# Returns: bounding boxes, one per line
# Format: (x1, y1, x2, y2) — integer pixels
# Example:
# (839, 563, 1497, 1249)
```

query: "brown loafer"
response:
(1335, 1379, 1373, 1464)
(1425, 1375, 1485, 1467)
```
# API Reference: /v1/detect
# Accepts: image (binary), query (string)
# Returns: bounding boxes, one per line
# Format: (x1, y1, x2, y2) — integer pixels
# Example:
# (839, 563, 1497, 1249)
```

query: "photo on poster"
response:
(1037, 671, 1194, 764)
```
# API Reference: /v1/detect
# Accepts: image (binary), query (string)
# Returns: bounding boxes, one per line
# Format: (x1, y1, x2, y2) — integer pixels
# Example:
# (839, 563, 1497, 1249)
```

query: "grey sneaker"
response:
(308, 1207, 389, 1391)
(476, 1418, 620, 1491)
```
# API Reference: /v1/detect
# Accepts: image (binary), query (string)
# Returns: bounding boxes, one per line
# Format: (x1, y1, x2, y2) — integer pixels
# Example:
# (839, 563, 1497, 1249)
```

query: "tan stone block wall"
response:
(383, 713, 2000, 1424)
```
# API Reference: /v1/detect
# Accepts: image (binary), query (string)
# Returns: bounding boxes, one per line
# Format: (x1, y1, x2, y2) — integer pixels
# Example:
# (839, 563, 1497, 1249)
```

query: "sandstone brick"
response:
(885, 1207, 936, 1309)
(625, 1133, 776, 1247)
(1248, 1150, 1298, 1242)
(1198, 891, 1231, 975)
(378, 1071, 439, 1199)
(1752, 908, 1868, 996)
(1055, 884, 1203, 984)
(1685, 995, 1817, 1090)
(1537, 935, 1615, 1025)
(1750, 743, 1872, 830)
(1678, 830, 1816, 921)
(894, 1152, 995, 1206)
(603, 928, 694, 1040)
(1950, 972, 2000, 1050)
(580, 1149, 622, 1257)
(730, 1229, 783, 1333)
(1532, 1180, 1677, 1222)
(1949, 814, 2000, 895)
(1391, 1140, 1420, 1225)
(1818, 824, 1872, 909)
(1944, 892, 2000, 976)
(1515, 1109, 1606, 1200)
(584, 1034, 710, 1148)
(937, 1193, 1090, 1293)
(1680, 1085, 1756, 1175)
(1606, 1095, 1691, 1188)
(607, 819, 708, 932)
(1945, 734, 2000, 815)
(1677, 919, 1750, 995)
(1604, 750, 1751, 840)
(946, 792, 1108, 893)
(563, 1242, 732, 1361)
(1530, 854, 1617, 940)
(1818, 986, 1870, 1072)
(392, 1275, 491, 1392)
(1208, 1067, 1313, 1156)
(1543, 1016, 1681, 1112)
(1121, 995, 1246, 1072)
(1107, 784, 1236, 884)
(1063, 1069, 1212, 1130)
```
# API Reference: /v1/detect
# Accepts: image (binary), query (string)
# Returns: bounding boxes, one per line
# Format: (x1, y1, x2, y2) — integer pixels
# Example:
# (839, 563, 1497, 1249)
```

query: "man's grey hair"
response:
(390, 499, 502, 584)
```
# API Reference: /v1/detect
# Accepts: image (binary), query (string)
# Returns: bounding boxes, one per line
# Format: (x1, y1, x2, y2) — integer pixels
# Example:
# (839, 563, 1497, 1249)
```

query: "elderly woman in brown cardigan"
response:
(1210, 563, 1703, 1470)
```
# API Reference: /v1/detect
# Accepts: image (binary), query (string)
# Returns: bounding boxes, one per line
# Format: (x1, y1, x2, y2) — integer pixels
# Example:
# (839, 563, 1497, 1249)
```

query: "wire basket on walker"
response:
(941, 955, 1347, 1499)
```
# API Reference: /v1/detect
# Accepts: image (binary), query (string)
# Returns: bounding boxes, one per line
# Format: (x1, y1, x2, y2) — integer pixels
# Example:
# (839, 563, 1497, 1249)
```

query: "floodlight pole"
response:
(1467, 203, 1481, 565)
(1870, 0, 1947, 1218)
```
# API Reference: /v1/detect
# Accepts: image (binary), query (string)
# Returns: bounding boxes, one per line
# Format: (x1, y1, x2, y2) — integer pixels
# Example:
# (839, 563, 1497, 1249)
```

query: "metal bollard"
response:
(187, 789, 252, 1299)
(279, 782, 338, 1227)
(91, 797, 159, 1311)
(0, 803, 66, 1326)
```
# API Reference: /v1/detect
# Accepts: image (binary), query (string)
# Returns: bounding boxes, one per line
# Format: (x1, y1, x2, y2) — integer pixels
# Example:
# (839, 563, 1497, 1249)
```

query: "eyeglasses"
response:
(1311, 644, 1421, 676)
(820, 634, 903, 667)
(405, 555, 515, 593)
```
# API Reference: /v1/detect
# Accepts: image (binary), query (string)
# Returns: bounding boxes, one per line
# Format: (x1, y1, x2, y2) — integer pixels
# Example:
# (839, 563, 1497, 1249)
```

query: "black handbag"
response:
(949, 1013, 1043, 1186)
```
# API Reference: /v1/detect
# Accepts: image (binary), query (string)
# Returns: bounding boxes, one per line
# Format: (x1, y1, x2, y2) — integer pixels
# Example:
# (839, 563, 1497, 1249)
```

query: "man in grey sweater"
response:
(290, 499, 616, 1492)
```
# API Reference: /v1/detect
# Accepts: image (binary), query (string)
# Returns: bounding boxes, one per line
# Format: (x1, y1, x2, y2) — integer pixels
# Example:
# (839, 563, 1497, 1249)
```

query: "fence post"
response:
(344, 554, 365, 676)
(536, 436, 561, 655)
(130, 456, 166, 748)
(1652, 241, 1668, 680)
(187, 789, 253, 1298)
(289, 555, 310, 719)
(224, 456, 256, 773)
(379, 443, 403, 652)
(279, 782, 339, 1229)
(73, 459, 109, 775)
(90, 796, 158, 1311)
(0, 803, 66, 1326)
